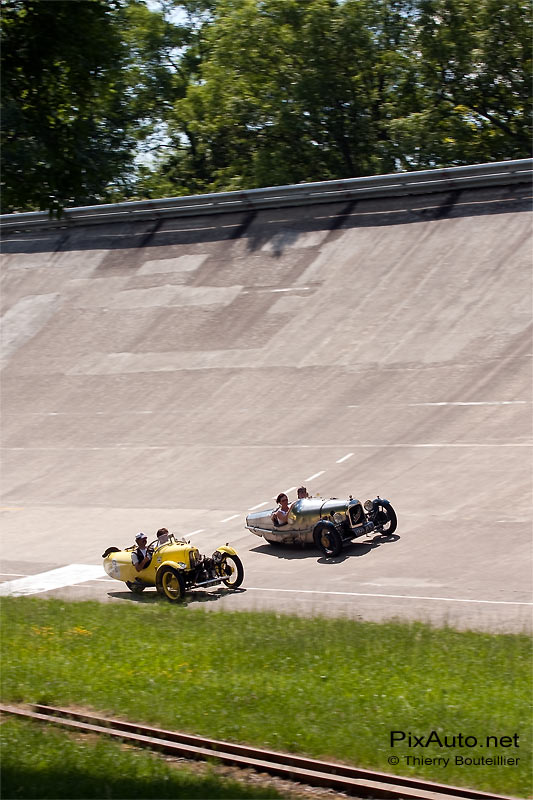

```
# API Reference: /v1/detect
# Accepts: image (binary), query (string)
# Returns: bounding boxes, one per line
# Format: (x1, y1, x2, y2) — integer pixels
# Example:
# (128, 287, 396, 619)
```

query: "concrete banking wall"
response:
(1, 181, 531, 625)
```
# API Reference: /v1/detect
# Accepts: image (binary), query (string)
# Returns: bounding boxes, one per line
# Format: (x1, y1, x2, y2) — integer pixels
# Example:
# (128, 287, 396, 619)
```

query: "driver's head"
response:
(297, 486, 308, 498)
(135, 532, 147, 545)
(276, 493, 288, 505)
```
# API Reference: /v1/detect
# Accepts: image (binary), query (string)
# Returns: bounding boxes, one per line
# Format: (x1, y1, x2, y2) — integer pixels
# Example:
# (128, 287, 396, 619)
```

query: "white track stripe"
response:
(2, 567, 530, 608)
(3, 443, 530, 451)
(0, 565, 105, 597)
(220, 515, 240, 523)
(409, 401, 528, 407)
(305, 471, 325, 481)
(336, 453, 354, 463)
(244, 587, 532, 606)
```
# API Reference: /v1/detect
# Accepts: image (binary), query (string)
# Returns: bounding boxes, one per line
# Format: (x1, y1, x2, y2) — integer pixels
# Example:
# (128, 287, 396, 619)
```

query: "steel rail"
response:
(0, 703, 516, 800)
(1, 159, 531, 232)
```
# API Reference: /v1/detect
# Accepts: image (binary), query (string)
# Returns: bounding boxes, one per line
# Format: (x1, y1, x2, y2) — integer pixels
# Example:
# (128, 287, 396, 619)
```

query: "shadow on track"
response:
(251, 533, 400, 563)
(107, 586, 247, 605)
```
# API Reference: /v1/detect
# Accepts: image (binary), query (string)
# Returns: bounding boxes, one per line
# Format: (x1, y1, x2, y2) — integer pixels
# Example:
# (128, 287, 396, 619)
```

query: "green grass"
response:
(1, 599, 531, 797)
(0, 717, 284, 799)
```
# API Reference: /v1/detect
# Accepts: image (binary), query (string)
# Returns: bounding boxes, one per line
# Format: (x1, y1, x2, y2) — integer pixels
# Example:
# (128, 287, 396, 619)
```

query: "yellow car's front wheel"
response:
(220, 554, 244, 588)
(157, 566, 185, 602)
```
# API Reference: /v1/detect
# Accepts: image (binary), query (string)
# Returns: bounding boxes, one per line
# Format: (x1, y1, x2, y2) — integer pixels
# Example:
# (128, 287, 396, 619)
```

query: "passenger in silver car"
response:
(271, 493, 291, 526)
(271, 487, 311, 526)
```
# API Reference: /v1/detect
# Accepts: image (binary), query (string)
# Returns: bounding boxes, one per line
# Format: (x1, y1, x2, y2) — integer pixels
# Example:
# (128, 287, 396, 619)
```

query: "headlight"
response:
(364, 500, 374, 512)
(333, 512, 344, 524)
(177, 562, 187, 570)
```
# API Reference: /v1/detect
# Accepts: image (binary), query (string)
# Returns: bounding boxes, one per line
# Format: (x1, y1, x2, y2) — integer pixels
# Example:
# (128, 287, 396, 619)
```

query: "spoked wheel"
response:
(157, 566, 185, 602)
(313, 521, 343, 557)
(220, 555, 244, 588)
(374, 502, 397, 536)
(125, 580, 146, 594)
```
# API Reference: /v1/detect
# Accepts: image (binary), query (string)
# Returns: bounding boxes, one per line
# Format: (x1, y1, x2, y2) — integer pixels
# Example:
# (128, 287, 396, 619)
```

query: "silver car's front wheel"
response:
(373, 502, 398, 536)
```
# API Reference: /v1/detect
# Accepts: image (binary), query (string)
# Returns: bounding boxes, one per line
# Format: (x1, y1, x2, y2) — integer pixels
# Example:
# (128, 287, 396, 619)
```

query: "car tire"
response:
(157, 566, 185, 602)
(125, 580, 146, 594)
(220, 554, 244, 588)
(313, 521, 343, 557)
(374, 502, 397, 536)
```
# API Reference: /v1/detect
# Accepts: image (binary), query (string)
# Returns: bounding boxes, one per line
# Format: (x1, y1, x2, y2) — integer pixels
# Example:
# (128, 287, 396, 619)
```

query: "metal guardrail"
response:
(1, 159, 531, 232)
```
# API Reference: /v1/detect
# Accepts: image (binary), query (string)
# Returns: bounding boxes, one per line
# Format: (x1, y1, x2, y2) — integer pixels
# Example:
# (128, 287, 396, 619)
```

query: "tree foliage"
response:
(1, 0, 138, 212)
(1, 0, 531, 212)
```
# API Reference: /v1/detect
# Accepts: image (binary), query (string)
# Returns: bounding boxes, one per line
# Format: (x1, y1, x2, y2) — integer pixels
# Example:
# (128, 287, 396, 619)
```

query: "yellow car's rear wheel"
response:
(157, 566, 185, 602)
(125, 580, 146, 594)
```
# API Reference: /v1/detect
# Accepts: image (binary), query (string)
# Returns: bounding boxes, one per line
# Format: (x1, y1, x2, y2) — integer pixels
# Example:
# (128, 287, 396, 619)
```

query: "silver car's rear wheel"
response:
(313, 521, 343, 557)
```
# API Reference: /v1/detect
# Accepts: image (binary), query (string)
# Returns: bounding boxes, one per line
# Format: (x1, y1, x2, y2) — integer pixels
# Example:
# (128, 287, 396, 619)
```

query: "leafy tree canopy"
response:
(1, 0, 531, 212)
(1, 0, 138, 212)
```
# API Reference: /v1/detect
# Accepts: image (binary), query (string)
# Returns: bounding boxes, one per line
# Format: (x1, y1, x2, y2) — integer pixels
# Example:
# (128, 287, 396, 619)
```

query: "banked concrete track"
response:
(1, 183, 531, 631)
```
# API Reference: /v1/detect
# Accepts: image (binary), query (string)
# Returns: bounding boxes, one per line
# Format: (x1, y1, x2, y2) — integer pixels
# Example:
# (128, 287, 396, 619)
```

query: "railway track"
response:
(1, 703, 515, 800)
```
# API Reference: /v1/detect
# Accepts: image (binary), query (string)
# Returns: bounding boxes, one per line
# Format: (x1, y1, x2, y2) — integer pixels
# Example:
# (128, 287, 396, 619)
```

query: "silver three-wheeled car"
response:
(246, 495, 397, 557)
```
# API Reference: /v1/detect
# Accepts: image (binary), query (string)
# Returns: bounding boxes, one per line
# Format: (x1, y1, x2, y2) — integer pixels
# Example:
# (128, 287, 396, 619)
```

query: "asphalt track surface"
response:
(1, 183, 532, 633)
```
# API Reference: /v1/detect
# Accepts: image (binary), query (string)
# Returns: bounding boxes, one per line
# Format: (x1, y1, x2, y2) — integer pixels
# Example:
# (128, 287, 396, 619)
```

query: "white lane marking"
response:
(244, 587, 532, 606)
(272, 488, 296, 500)
(270, 287, 310, 293)
(305, 471, 325, 481)
(220, 515, 240, 523)
(6, 400, 529, 418)
(0, 573, 27, 577)
(383, 443, 532, 447)
(409, 401, 528, 407)
(0, 565, 106, 597)
(336, 453, 354, 463)
(187, 529, 205, 536)
(3, 443, 530, 451)
(2, 569, 529, 608)
(248, 502, 269, 510)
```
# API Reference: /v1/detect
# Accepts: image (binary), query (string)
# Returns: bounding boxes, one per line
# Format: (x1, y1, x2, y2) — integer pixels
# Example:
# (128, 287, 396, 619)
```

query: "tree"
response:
(2, 0, 530, 211)
(1, 0, 136, 213)
(152, 0, 410, 192)
(392, 0, 532, 167)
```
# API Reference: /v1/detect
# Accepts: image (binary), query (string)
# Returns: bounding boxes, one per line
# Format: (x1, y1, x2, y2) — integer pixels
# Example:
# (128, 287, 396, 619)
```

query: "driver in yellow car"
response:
(131, 532, 153, 572)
